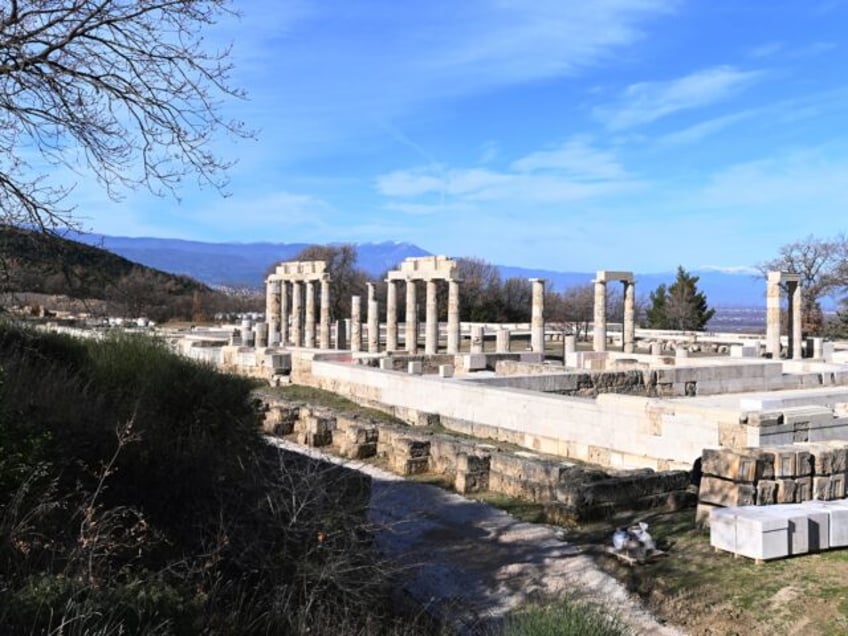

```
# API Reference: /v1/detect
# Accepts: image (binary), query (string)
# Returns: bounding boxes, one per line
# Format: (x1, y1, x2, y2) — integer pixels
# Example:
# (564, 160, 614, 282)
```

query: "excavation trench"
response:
(268, 437, 681, 635)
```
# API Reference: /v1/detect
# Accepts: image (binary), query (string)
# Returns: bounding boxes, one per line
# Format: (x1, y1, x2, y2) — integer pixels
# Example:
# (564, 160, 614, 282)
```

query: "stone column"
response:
(530, 278, 545, 354)
(623, 281, 635, 354)
(367, 283, 379, 353)
(334, 320, 346, 350)
(790, 280, 802, 359)
(593, 279, 607, 352)
(279, 281, 289, 347)
(240, 318, 253, 346)
(470, 325, 484, 354)
(813, 337, 824, 359)
(447, 279, 460, 354)
(496, 327, 510, 353)
(405, 280, 417, 354)
(291, 281, 302, 347)
(564, 334, 576, 354)
(766, 272, 781, 358)
(304, 280, 316, 348)
(425, 280, 438, 355)
(266, 279, 281, 346)
(254, 322, 268, 348)
(351, 295, 362, 352)
(319, 278, 331, 349)
(386, 280, 398, 351)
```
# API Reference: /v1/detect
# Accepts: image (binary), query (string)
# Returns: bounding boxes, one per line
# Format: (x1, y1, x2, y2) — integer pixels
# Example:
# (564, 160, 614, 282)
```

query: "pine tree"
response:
(646, 266, 715, 331)
(646, 283, 670, 329)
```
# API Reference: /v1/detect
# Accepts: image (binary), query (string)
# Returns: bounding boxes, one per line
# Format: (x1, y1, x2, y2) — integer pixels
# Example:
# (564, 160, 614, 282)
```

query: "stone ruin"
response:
(259, 393, 693, 522)
(385, 255, 461, 354)
(593, 270, 636, 353)
(163, 260, 848, 564)
(265, 260, 331, 348)
(259, 255, 549, 357)
(766, 270, 802, 359)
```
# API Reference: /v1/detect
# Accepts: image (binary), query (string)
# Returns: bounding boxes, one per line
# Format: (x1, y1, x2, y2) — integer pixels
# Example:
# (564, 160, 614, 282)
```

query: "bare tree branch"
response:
(0, 0, 251, 231)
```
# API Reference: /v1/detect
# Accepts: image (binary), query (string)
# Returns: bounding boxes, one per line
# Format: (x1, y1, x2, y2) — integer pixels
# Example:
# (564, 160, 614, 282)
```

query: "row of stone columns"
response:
(344, 278, 475, 355)
(384, 278, 461, 355)
(265, 278, 331, 348)
(267, 256, 549, 355)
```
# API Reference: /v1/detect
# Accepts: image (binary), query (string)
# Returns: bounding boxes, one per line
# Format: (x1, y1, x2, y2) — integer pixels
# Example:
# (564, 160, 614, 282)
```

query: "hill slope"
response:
(0, 226, 230, 320)
(1, 226, 208, 298)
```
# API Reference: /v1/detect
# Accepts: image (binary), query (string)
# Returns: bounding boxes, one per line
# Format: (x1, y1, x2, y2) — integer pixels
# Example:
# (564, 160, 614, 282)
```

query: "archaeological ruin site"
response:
(170, 255, 848, 563)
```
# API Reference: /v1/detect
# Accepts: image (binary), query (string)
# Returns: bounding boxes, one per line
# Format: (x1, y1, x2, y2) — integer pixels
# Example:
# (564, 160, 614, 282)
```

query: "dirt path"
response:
(269, 438, 682, 635)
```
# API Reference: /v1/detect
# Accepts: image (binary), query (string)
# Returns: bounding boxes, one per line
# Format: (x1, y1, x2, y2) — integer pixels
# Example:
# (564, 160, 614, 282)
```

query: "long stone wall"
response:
(296, 354, 736, 470)
(293, 354, 848, 471)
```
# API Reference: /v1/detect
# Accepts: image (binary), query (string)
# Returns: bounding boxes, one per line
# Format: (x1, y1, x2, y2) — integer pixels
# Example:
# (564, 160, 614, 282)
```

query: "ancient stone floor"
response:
(269, 437, 682, 635)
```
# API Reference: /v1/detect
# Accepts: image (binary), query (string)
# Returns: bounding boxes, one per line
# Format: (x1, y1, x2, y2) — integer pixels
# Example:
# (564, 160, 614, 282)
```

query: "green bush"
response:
(0, 324, 421, 635)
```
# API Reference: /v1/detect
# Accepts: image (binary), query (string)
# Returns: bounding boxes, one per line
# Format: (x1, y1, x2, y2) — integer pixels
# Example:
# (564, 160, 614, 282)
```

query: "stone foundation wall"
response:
(259, 395, 694, 521)
(480, 359, 789, 398)
(296, 356, 736, 470)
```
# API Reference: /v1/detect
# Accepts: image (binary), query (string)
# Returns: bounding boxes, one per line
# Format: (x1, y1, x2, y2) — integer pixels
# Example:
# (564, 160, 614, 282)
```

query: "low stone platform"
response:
(710, 500, 848, 562)
(259, 394, 695, 522)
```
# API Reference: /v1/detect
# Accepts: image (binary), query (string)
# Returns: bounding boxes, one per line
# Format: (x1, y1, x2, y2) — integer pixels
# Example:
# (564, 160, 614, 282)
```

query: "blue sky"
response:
(71, 0, 848, 273)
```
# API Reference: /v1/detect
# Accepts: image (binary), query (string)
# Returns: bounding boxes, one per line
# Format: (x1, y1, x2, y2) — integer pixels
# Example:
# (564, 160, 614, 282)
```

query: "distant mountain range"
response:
(69, 232, 784, 307)
(68, 232, 429, 288)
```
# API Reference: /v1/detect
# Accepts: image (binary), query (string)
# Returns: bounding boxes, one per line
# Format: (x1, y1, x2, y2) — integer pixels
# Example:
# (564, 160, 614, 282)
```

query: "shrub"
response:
(0, 324, 425, 634)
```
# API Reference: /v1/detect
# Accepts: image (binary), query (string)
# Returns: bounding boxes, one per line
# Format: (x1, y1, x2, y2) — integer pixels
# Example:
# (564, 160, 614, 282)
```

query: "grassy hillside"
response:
(0, 226, 259, 321)
(0, 325, 423, 634)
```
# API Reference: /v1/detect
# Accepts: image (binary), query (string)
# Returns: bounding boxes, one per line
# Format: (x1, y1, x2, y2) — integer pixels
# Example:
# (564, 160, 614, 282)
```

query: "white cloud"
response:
(385, 201, 476, 216)
(659, 110, 757, 145)
(479, 141, 500, 164)
(164, 190, 339, 242)
(376, 169, 445, 198)
(597, 66, 763, 130)
(236, 0, 678, 159)
(699, 149, 848, 209)
(376, 137, 643, 210)
(419, 0, 679, 87)
(511, 138, 628, 180)
(749, 42, 783, 59)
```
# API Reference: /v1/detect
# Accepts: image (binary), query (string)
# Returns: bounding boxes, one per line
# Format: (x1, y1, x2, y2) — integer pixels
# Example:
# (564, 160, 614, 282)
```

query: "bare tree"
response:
(455, 257, 502, 321)
(0, 0, 249, 231)
(559, 283, 595, 341)
(759, 235, 848, 334)
(499, 277, 531, 322)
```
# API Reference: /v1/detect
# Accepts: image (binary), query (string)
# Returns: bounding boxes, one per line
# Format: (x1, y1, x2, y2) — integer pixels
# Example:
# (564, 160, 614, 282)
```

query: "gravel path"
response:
(269, 438, 683, 635)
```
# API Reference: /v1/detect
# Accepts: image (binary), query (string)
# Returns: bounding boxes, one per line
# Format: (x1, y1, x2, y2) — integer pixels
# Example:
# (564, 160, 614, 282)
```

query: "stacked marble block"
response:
(702, 442, 848, 561)
(698, 442, 848, 521)
(710, 502, 848, 562)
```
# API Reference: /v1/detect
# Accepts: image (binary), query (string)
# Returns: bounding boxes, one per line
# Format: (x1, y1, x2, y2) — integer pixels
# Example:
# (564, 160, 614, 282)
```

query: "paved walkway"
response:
(269, 438, 682, 635)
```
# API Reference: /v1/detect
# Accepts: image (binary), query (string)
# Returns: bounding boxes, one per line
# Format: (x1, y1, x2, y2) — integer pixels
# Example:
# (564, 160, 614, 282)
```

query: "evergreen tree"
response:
(646, 266, 715, 331)
(646, 283, 669, 329)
